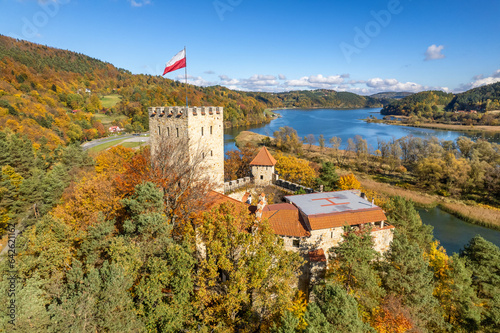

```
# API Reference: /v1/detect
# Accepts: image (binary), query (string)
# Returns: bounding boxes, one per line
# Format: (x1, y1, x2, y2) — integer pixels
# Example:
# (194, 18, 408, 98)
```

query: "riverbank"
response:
(234, 130, 500, 230)
(366, 118, 500, 133)
(358, 175, 500, 231)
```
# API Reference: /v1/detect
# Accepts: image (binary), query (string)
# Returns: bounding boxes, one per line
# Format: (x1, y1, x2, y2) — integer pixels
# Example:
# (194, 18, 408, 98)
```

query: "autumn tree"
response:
(338, 173, 361, 190)
(274, 126, 303, 154)
(305, 134, 316, 151)
(224, 144, 256, 181)
(194, 202, 303, 331)
(275, 153, 318, 187)
(370, 296, 413, 333)
(318, 134, 325, 152)
(329, 136, 346, 166)
(116, 135, 213, 233)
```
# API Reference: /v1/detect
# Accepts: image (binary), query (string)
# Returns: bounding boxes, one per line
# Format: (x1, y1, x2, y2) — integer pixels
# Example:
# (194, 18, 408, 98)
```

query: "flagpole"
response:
(184, 46, 188, 108)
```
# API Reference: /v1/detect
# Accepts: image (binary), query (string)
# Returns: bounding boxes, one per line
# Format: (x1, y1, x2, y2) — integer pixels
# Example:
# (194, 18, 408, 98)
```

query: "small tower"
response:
(250, 146, 277, 186)
(149, 106, 224, 193)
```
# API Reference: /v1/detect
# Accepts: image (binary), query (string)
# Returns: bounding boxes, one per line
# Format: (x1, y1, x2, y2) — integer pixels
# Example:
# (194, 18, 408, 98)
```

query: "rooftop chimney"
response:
(256, 193, 267, 221)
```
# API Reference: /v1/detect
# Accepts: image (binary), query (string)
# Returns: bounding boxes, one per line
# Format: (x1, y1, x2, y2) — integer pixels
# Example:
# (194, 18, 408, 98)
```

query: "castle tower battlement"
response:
(149, 106, 224, 193)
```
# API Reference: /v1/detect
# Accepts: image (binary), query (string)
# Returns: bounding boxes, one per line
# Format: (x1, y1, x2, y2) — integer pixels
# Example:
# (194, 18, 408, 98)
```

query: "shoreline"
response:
(366, 118, 500, 133)
(233, 130, 500, 231)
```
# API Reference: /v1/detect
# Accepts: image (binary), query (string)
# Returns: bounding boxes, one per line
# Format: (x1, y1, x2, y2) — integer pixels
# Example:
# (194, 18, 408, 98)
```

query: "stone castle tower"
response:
(148, 106, 224, 193)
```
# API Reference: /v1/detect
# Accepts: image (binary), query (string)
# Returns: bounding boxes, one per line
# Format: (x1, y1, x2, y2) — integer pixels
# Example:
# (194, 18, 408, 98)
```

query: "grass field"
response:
(121, 141, 146, 149)
(100, 94, 122, 108)
(94, 113, 128, 127)
(88, 138, 127, 153)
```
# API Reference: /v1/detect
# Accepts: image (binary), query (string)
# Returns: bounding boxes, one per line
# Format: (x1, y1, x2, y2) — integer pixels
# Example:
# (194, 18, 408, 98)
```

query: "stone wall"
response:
(371, 226, 394, 253)
(280, 225, 393, 259)
(224, 177, 252, 193)
(252, 165, 275, 186)
(274, 179, 314, 193)
(149, 106, 224, 193)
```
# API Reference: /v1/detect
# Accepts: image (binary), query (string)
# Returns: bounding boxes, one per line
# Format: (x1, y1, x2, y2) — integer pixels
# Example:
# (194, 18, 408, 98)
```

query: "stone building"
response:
(261, 190, 394, 257)
(250, 146, 277, 186)
(148, 106, 224, 192)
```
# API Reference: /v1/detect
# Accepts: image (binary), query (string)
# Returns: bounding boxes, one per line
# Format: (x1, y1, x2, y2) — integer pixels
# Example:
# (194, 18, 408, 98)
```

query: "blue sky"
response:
(1, 0, 499, 94)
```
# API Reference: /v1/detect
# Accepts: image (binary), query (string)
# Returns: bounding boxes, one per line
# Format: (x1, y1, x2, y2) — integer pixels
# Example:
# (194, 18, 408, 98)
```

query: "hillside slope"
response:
(0, 35, 387, 147)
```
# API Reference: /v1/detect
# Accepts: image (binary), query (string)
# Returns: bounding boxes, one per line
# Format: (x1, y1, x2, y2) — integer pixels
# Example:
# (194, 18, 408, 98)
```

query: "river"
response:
(418, 207, 500, 254)
(224, 108, 500, 253)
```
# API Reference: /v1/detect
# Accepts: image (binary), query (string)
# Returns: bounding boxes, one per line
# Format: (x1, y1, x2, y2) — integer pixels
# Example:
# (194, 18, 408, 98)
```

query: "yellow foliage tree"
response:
(95, 145, 135, 177)
(288, 291, 308, 330)
(338, 173, 361, 190)
(275, 153, 317, 187)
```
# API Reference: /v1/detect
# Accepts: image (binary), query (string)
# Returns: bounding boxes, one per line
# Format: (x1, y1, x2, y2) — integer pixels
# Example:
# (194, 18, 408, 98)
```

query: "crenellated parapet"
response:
(148, 106, 223, 118)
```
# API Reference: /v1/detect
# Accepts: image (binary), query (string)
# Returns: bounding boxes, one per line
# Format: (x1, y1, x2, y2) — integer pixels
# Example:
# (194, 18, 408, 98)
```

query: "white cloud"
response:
(204, 70, 216, 75)
(456, 69, 500, 92)
(175, 74, 214, 87)
(286, 74, 345, 89)
(424, 44, 445, 61)
(170, 72, 450, 95)
(129, 0, 151, 7)
(219, 75, 240, 86)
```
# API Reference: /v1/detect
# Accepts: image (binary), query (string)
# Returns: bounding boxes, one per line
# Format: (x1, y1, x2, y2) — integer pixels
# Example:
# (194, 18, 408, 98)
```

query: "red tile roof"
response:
(205, 190, 251, 213)
(262, 203, 310, 237)
(307, 208, 387, 230)
(309, 249, 327, 262)
(250, 146, 277, 166)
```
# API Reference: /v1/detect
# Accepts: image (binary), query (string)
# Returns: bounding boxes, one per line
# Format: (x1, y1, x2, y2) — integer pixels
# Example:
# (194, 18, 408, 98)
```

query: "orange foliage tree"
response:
(51, 172, 123, 230)
(223, 144, 256, 181)
(115, 136, 214, 233)
(371, 297, 413, 333)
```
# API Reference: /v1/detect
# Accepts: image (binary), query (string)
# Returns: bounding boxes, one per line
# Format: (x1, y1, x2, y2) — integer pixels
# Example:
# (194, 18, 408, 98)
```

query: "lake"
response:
(224, 108, 500, 152)
(224, 108, 500, 253)
(418, 207, 500, 254)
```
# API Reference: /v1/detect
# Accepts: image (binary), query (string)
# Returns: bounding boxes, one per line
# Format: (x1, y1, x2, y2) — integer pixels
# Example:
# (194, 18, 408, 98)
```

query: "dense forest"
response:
(0, 35, 388, 150)
(380, 91, 455, 117)
(1, 133, 499, 332)
(381, 84, 500, 125)
(1, 35, 499, 332)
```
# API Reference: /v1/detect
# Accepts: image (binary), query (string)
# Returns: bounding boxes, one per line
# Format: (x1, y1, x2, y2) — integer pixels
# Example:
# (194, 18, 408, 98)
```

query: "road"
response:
(81, 133, 149, 150)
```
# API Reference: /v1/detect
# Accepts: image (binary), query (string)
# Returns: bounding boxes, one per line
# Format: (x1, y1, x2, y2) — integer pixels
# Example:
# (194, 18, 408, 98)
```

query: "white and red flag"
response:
(163, 49, 186, 75)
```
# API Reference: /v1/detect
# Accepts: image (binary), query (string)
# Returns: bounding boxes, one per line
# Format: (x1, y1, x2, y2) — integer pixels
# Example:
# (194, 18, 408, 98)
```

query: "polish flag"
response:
(163, 49, 186, 75)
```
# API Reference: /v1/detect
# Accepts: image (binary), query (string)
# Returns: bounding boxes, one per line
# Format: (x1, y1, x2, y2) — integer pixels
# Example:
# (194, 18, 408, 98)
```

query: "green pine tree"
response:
(461, 235, 500, 331)
(315, 162, 339, 191)
(382, 231, 445, 331)
(305, 283, 373, 332)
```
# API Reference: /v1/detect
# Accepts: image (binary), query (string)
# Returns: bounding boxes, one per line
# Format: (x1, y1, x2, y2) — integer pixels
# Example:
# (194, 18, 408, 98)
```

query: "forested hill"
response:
(0, 35, 387, 148)
(255, 89, 385, 109)
(380, 91, 454, 116)
(381, 83, 500, 117)
(370, 91, 413, 100)
(447, 82, 500, 111)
